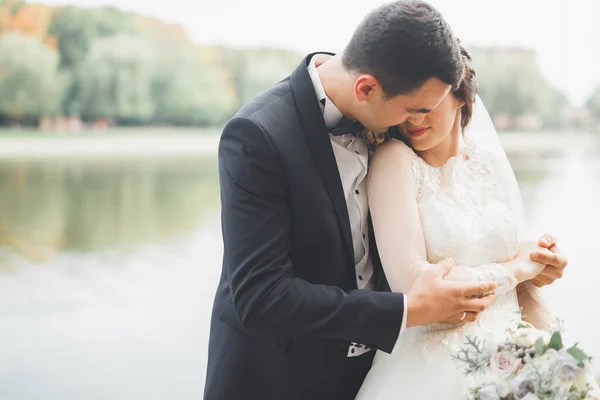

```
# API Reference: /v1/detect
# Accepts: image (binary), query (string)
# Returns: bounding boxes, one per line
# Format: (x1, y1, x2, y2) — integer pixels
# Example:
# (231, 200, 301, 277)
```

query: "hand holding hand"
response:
(406, 259, 497, 328)
(511, 239, 549, 282)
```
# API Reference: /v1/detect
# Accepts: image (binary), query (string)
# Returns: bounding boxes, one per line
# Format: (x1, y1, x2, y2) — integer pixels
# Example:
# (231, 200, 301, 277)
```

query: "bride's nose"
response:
(406, 113, 427, 126)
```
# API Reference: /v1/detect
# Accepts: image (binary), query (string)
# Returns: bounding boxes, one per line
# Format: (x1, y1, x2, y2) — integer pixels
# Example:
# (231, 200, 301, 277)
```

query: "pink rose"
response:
(491, 351, 523, 378)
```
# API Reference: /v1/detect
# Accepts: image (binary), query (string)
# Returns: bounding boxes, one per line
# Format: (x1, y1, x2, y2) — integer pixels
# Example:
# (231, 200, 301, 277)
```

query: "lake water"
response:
(0, 140, 599, 399)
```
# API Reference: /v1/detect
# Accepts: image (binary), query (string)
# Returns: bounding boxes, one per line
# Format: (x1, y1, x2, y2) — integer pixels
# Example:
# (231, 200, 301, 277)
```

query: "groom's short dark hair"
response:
(342, 0, 464, 98)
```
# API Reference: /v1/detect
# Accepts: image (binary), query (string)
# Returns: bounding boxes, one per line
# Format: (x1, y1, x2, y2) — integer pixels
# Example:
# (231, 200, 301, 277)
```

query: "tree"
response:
(48, 6, 135, 70)
(470, 47, 567, 128)
(0, 3, 309, 127)
(152, 50, 236, 126)
(219, 47, 301, 107)
(8, 3, 52, 39)
(0, 0, 24, 16)
(0, 32, 64, 122)
(0, 6, 11, 34)
(74, 33, 156, 122)
(133, 15, 192, 51)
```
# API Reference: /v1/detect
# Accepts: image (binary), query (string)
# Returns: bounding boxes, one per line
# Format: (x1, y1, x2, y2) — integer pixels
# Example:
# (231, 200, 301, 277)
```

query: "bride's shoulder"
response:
(369, 138, 424, 199)
(371, 138, 417, 167)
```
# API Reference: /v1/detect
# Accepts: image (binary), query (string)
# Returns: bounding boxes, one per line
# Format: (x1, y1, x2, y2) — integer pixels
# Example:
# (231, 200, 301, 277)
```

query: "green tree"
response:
(49, 6, 137, 117)
(74, 33, 156, 123)
(0, 32, 64, 122)
(48, 6, 134, 70)
(0, 0, 24, 15)
(219, 48, 301, 107)
(152, 50, 236, 126)
(471, 47, 567, 128)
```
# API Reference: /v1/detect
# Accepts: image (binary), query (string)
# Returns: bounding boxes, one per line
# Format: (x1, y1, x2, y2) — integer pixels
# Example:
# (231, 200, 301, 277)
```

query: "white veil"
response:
(463, 95, 525, 234)
(463, 95, 552, 330)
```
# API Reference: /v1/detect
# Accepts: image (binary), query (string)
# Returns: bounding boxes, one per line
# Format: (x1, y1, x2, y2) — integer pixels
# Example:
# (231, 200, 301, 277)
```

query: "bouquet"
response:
(452, 323, 598, 399)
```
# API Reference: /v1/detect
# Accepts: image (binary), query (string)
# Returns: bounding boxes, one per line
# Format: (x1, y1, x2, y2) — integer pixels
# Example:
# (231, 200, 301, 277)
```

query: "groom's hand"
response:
(405, 259, 497, 328)
(528, 234, 568, 287)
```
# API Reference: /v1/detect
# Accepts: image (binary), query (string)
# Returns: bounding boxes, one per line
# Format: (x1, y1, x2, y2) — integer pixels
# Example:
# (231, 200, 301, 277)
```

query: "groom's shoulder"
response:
(234, 78, 294, 122)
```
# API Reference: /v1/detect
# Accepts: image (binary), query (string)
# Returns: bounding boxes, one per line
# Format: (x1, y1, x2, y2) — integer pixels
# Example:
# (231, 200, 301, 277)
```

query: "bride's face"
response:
(396, 92, 463, 151)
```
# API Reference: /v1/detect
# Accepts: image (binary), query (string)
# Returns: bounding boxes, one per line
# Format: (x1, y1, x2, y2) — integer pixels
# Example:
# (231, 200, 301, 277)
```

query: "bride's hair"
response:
(364, 41, 478, 147)
(454, 42, 478, 130)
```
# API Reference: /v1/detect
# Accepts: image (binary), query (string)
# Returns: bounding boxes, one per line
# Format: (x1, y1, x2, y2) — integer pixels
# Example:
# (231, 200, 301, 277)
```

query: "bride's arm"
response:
(368, 140, 546, 295)
(517, 283, 552, 329)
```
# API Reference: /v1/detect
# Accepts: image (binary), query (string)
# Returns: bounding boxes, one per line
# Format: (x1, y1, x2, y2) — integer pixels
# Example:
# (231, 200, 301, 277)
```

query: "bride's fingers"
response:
(530, 249, 567, 268)
(538, 234, 556, 248)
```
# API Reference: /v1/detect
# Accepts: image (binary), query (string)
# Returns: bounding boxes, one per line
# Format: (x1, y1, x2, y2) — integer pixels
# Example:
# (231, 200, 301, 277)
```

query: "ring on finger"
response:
(460, 312, 467, 321)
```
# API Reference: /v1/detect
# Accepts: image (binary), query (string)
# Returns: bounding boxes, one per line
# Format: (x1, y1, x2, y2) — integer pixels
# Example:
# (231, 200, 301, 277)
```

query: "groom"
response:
(204, 1, 568, 399)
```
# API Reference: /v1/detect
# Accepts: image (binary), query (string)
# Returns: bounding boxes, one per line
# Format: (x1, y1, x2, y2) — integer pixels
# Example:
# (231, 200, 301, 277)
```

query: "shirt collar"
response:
(307, 55, 344, 130)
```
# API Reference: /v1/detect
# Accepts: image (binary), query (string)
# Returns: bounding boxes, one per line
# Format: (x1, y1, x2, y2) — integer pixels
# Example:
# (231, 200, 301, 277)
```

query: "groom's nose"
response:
(406, 113, 427, 126)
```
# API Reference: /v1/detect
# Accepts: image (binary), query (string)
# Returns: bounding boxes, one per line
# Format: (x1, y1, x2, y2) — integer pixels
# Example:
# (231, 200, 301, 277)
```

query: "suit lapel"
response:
(290, 53, 354, 263)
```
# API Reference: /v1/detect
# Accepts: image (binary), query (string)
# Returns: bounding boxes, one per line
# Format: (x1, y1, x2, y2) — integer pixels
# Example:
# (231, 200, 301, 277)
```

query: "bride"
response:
(356, 46, 600, 399)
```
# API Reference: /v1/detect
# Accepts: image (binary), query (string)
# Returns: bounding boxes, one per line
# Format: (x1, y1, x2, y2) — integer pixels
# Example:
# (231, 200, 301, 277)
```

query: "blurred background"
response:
(0, 0, 599, 398)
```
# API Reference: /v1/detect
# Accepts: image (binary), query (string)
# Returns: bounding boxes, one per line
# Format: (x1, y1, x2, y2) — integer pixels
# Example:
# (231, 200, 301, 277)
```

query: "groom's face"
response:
(354, 77, 451, 133)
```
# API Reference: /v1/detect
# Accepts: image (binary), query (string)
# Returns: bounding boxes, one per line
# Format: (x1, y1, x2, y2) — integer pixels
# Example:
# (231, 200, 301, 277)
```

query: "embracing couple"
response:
(203, 1, 589, 399)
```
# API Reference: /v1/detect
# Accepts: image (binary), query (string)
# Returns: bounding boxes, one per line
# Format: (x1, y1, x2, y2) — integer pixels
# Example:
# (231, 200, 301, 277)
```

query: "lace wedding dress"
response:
(356, 139, 556, 399)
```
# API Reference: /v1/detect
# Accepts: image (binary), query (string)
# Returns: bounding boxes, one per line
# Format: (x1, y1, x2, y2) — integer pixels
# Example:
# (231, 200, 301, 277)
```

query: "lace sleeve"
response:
(445, 263, 517, 294)
(411, 150, 424, 201)
(367, 141, 525, 296)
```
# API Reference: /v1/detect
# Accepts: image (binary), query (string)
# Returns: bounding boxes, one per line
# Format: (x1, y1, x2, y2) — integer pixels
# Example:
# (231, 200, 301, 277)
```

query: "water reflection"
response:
(0, 157, 219, 261)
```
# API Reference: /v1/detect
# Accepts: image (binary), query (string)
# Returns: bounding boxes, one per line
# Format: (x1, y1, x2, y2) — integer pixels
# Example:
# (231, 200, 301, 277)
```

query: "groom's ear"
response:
(355, 75, 380, 102)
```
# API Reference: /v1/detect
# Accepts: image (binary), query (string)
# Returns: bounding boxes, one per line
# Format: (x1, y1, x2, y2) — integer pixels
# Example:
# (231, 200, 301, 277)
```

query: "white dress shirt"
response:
(307, 56, 408, 358)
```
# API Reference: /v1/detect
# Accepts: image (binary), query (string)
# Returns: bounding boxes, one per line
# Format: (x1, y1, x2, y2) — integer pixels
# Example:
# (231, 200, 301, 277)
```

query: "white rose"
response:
(521, 393, 540, 400)
(530, 348, 559, 377)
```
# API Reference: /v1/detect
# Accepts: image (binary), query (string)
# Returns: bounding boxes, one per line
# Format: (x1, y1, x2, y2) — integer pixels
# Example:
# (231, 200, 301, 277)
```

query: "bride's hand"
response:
(511, 240, 549, 282)
(406, 259, 498, 327)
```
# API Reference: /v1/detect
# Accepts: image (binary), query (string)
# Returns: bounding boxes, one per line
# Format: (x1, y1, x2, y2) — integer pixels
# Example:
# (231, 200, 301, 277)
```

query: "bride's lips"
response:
(407, 126, 429, 137)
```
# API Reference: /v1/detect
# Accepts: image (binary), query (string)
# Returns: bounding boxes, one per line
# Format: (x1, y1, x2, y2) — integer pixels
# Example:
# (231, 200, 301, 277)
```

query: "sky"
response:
(39, 0, 600, 106)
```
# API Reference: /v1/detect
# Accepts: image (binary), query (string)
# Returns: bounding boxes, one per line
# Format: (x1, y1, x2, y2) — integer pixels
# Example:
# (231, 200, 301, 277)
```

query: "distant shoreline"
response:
(0, 130, 220, 159)
(0, 129, 595, 159)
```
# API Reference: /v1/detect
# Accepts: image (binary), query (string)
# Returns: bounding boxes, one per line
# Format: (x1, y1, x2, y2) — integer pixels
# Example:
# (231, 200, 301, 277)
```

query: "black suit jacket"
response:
(204, 53, 405, 400)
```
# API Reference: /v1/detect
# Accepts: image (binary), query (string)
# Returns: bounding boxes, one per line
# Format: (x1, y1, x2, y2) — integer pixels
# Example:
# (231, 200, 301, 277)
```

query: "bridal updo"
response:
(364, 42, 478, 146)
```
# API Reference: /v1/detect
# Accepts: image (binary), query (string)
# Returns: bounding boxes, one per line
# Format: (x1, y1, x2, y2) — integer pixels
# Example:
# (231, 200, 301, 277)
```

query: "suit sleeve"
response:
(218, 116, 405, 353)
